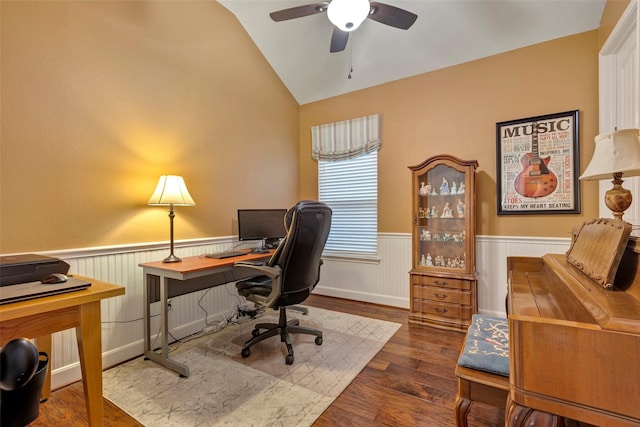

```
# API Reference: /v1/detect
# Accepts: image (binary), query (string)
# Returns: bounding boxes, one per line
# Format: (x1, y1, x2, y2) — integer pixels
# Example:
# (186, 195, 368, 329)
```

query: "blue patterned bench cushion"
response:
(457, 314, 509, 377)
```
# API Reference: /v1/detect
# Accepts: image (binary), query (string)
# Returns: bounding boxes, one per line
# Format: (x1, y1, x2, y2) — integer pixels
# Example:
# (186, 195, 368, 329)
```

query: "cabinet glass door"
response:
(417, 164, 468, 270)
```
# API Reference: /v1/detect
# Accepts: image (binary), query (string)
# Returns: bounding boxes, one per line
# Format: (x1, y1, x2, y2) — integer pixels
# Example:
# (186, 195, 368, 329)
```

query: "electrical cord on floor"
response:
(162, 306, 266, 354)
(158, 285, 237, 351)
(197, 288, 215, 327)
(102, 282, 265, 354)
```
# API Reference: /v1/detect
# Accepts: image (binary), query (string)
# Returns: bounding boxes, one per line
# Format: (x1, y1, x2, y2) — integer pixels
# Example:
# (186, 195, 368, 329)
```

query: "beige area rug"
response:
(103, 306, 401, 426)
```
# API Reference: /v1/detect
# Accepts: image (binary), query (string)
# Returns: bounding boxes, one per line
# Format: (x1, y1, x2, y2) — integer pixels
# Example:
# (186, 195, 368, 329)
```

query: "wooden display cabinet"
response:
(408, 155, 478, 332)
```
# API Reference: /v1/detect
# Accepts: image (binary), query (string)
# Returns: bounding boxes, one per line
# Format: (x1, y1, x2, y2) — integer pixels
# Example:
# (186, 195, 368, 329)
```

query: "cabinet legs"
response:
(506, 397, 566, 427)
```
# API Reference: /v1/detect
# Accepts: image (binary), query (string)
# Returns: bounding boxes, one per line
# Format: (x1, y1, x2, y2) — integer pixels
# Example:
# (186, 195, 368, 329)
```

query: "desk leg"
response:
(160, 274, 169, 361)
(34, 335, 52, 401)
(143, 273, 151, 354)
(142, 273, 189, 378)
(76, 300, 103, 427)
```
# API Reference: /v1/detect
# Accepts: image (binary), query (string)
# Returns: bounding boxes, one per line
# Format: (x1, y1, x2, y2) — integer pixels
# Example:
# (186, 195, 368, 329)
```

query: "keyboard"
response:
(204, 251, 246, 259)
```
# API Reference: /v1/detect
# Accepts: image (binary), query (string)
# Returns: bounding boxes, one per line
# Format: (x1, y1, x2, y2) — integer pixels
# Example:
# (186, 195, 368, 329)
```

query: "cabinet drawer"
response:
(422, 301, 471, 321)
(422, 287, 470, 305)
(414, 275, 470, 290)
(411, 297, 422, 313)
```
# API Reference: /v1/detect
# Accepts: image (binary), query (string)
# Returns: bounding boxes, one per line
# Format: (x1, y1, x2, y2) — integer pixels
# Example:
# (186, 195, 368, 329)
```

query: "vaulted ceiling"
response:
(218, 1, 606, 105)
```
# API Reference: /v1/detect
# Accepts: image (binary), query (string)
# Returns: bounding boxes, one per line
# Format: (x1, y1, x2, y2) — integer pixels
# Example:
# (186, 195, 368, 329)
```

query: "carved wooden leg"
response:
(506, 396, 566, 427)
(454, 394, 472, 427)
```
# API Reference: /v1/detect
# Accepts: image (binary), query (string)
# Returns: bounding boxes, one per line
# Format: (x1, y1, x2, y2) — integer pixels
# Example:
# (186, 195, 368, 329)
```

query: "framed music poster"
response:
(496, 110, 580, 215)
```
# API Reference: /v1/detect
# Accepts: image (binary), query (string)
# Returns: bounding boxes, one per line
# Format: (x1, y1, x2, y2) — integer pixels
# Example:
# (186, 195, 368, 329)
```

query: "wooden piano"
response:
(506, 219, 640, 426)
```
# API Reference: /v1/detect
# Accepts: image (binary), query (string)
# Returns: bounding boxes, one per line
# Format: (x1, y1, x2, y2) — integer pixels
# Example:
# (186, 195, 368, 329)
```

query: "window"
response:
(318, 151, 378, 259)
(312, 114, 381, 260)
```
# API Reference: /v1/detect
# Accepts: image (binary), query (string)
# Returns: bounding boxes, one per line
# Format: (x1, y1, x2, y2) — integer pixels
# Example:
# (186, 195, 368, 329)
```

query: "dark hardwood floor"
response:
(30, 295, 503, 426)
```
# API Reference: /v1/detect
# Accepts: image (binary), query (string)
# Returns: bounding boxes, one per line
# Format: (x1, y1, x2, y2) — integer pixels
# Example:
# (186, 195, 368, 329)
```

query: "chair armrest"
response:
(233, 262, 280, 280)
(235, 260, 265, 266)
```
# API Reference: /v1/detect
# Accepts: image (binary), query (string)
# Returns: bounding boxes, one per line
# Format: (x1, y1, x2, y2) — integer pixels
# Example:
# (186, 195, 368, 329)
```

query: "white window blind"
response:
(318, 151, 378, 259)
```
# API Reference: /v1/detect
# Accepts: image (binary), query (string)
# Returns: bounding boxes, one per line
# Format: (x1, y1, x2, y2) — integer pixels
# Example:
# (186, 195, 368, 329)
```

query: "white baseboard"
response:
(313, 285, 409, 308)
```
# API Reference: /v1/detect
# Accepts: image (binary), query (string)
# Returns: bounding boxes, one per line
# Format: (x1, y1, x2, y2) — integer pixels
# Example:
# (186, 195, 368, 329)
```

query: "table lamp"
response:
(148, 175, 196, 263)
(579, 128, 640, 221)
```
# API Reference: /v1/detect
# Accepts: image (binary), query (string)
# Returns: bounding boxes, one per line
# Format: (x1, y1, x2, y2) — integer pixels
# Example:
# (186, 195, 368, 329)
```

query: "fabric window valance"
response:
(311, 114, 381, 160)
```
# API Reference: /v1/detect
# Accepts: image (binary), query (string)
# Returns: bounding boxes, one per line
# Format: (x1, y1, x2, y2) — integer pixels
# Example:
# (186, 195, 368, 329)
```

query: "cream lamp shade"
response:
(579, 128, 640, 221)
(327, 0, 370, 32)
(148, 175, 195, 262)
(148, 175, 196, 206)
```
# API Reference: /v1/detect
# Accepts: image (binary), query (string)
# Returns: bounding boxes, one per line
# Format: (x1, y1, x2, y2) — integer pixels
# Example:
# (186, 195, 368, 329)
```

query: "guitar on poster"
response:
(514, 122, 558, 198)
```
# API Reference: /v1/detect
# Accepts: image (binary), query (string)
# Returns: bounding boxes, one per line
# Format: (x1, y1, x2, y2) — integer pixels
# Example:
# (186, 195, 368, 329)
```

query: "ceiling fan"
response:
(269, 0, 418, 53)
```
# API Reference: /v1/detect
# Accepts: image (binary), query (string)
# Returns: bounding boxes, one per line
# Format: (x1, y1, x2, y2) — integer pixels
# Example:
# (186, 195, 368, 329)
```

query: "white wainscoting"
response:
(40, 237, 256, 389)
(27, 233, 569, 390)
(314, 233, 571, 317)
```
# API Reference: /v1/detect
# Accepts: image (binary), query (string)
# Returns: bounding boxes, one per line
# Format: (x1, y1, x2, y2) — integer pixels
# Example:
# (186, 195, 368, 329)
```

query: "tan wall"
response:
(1, 1, 631, 253)
(299, 31, 602, 237)
(0, 1, 300, 253)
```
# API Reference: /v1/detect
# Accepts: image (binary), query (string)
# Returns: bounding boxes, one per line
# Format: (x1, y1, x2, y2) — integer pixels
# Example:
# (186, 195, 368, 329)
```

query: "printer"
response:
(0, 254, 70, 287)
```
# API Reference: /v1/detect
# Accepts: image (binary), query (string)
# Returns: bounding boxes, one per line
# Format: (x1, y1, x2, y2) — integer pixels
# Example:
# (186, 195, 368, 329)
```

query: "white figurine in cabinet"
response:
(420, 229, 432, 240)
(426, 253, 433, 266)
(441, 202, 453, 218)
(453, 230, 466, 242)
(419, 182, 429, 196)
(451, 181, 457, 195)
(440, 177, 449, 195)
(458, 181, 465, 194)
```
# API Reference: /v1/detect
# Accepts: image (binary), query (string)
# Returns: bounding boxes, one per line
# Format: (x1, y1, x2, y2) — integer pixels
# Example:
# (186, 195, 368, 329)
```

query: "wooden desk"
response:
(139, 251, 272, 377)
(0, 276, 125, 427)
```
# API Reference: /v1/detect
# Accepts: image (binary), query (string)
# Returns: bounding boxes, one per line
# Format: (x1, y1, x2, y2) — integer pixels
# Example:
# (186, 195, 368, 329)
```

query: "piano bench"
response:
(454, 315, 510, 427)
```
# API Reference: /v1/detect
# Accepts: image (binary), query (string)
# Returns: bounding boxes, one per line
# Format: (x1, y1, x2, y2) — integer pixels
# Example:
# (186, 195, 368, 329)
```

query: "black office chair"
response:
(235, 200, 332, 365)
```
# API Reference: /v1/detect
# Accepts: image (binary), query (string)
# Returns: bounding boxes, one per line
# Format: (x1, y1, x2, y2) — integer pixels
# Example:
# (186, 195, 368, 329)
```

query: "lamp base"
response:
(162, 206, 182, 263)
(163, 254, 182, 263)
(605, 172, 632, 221)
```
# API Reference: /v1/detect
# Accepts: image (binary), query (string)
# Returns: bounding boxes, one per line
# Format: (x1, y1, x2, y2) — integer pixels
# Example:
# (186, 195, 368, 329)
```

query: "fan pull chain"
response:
(348, 35, 353, 79)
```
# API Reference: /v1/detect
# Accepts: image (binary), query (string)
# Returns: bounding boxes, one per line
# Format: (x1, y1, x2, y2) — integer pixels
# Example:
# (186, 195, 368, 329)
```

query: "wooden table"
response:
(139, 251, 272, 377)
(0, 276, 125, 426)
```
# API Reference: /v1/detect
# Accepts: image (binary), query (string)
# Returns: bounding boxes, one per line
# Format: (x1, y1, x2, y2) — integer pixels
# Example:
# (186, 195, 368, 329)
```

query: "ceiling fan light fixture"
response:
(327, 0, 370, 32)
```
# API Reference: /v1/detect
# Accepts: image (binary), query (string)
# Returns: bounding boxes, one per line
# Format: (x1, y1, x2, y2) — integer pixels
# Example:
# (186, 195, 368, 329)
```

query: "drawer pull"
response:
(435, 293, 448, 300)
(435, 307, 449, 314)
(434, 280, 448, 286)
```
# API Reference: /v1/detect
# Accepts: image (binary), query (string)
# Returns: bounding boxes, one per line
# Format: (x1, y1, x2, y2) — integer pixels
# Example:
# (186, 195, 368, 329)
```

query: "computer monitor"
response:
(237, 209, 288, 253)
